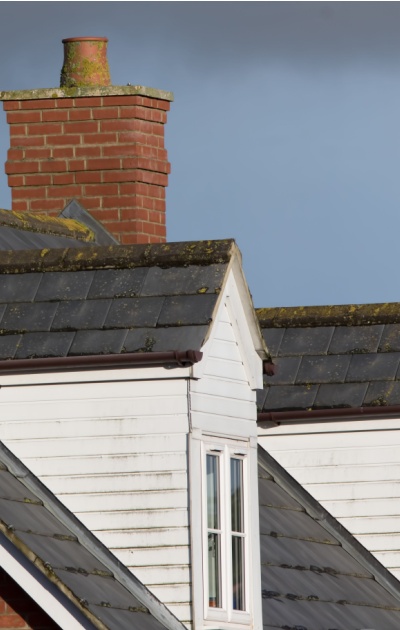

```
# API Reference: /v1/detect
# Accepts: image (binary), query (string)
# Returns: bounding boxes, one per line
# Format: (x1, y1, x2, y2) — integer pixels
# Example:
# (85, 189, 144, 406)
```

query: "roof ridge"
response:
(256, 302, 400, 327)
(0, 239, 236, 274)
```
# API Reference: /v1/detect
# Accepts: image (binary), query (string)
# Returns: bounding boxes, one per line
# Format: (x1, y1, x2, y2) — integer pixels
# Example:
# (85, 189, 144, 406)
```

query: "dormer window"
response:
(203, 440, 250, 625)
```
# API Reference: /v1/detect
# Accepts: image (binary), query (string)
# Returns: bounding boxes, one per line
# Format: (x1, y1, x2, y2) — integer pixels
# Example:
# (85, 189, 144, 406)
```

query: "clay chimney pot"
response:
(60, 37, 111, 87)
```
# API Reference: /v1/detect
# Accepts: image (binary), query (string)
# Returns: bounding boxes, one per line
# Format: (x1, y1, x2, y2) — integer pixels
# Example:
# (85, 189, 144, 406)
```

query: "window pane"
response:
(208, 533, 221, 607)
(232, 535, 245, 610)
(207, 454, 219, 530)
(231, 458, 243, 533)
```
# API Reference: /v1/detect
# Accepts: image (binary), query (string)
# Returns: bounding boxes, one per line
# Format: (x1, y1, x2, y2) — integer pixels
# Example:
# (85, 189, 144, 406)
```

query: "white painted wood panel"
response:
(259, 416, 400, 579)
(59, 490, 188, 511)
(117, 545, 190, 567)
(47, 472, 187, 494)
(0, 375, 193, 625)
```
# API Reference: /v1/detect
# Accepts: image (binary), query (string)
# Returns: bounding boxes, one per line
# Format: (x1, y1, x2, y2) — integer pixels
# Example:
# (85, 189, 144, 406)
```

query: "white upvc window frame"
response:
(202, 438, 251, 626)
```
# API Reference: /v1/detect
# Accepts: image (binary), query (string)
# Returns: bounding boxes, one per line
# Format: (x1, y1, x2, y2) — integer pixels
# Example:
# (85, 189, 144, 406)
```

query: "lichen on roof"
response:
(0, 239, 237, 274)
(256, 302, 400, 328)
(0, 209, 95, 243)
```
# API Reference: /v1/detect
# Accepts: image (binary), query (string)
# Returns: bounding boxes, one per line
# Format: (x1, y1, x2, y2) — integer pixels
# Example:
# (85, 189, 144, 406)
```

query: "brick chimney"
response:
(0, 37, 173, 244)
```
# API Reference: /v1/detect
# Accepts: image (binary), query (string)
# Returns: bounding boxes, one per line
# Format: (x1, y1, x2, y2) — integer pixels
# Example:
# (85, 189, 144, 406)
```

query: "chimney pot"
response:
(60, 37, 111, 88)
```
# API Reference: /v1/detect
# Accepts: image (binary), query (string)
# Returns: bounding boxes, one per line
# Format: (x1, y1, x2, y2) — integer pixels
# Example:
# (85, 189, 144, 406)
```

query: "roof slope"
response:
(257, 303, 400, 413)
(0, 240, 234, 363)
(258, 444, 400, 629)
(0, 440, 185, 630)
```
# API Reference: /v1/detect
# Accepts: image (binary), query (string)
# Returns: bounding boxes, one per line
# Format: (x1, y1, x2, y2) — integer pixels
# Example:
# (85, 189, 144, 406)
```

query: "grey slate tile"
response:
(262, 384, 319, 412)
(1, 302, 58, 333)
(158, 294, 218, 326)
(0, 498, 71, 537)
(105, 297, 165, 329)
(15, 331, 74, 359)
(265, 356, 301, 385)
(88, 268, 149, 299)
(379, 324, 400, 353)
(296, 355, 351, 385)
(329, 324, 384, 354)
(140, 264, 226, 296)
(0, 273, 42, 303)
(314, 382, 369, 408)
(124, 325, 208, 353)
(0, 334, 21, 359)
(278, 327, 334, 357)
(0, 304, 7, 323)
(35, 270, 95, 301)
(69, 329, 128, 355)
(16, 531, 106, 574)
(52, 299, 112, 331)
(262, 328, 285, 357)
(364, 382, 400, 407)
(346, 352, 400, 382)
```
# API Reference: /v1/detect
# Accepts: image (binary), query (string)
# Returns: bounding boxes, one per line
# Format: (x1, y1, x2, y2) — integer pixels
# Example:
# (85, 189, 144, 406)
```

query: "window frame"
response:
(202, 438, 251, 625)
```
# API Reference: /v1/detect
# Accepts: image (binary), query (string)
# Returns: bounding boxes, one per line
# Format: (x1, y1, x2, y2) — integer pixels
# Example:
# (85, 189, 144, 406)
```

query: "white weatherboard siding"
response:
(0, 376, 193, 625)
(258, 416, 400, 579)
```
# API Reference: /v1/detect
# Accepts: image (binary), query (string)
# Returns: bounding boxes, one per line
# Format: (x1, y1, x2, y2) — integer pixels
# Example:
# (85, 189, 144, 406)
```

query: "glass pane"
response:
(232, 535, 245, 610)
(207, 454, 219, 530)
(208, 533, 221, 608)
(231, 458, 243, 533)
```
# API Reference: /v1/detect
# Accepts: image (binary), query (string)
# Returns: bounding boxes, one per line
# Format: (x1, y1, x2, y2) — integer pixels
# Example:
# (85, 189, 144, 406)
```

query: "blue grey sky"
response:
(0, 2, 399, 308)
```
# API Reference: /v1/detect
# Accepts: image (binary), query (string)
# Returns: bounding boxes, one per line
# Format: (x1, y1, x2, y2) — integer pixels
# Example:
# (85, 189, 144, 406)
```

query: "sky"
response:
(0, 2, 400, 308)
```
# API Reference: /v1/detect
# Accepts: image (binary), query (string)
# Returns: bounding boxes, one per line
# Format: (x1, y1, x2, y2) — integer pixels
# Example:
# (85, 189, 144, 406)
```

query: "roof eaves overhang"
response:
(0, 350, 203, 375)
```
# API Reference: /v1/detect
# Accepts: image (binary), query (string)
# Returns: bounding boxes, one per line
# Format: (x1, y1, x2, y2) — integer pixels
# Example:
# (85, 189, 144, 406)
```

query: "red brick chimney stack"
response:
(0, 37, 173, 244)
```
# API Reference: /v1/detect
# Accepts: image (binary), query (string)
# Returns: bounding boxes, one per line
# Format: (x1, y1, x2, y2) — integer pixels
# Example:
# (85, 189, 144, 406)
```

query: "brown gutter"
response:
(258, 405, 400, 425)
(0, 350, 202, 375)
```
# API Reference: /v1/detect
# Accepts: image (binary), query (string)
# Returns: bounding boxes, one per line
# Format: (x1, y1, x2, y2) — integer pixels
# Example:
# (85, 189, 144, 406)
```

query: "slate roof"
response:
(0, 440, 184, 630)
(257, 303, 400, 413)
(259, 444, 400, 629)
(0, 240, 233, 362)
(0, 201, 118, 250)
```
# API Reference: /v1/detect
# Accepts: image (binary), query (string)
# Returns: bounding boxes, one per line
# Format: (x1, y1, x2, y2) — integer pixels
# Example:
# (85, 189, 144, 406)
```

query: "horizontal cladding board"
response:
(264, 417, 400, 436)
(190, 375, 254, 402)
(203, 357, 246, 383)
(117, 545, 190, 567)
(281, 462, 400, 484)
(61, 489, 188, 512)
(97, 526, 190, 548)
(6, 433, 188, 458)
(22, 452, 188, 475)
(265, 429, 400, 450)
(129, 564, 190, 586)
(159, 604, 192, 625)
(321, 497, 400, 518)
(49, 473, 188, 495)
(372, 550, 400, 569)
(0, 396, 189, 421)
(357, 533, 400, 552)
(148, 583, 191, 604)
(208, 339, 243, 364)
(0, 415, 189, 440)
(265, 445, 400, 467)
(213, 320, 236, 343)
(192, 411, 256, 438)
(339, 515, 400, 534)
(0, 378, 188, 402)
(306, 480, 400, 501)
(76, 507, 189, 530)
(190, 391, 254, 419)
